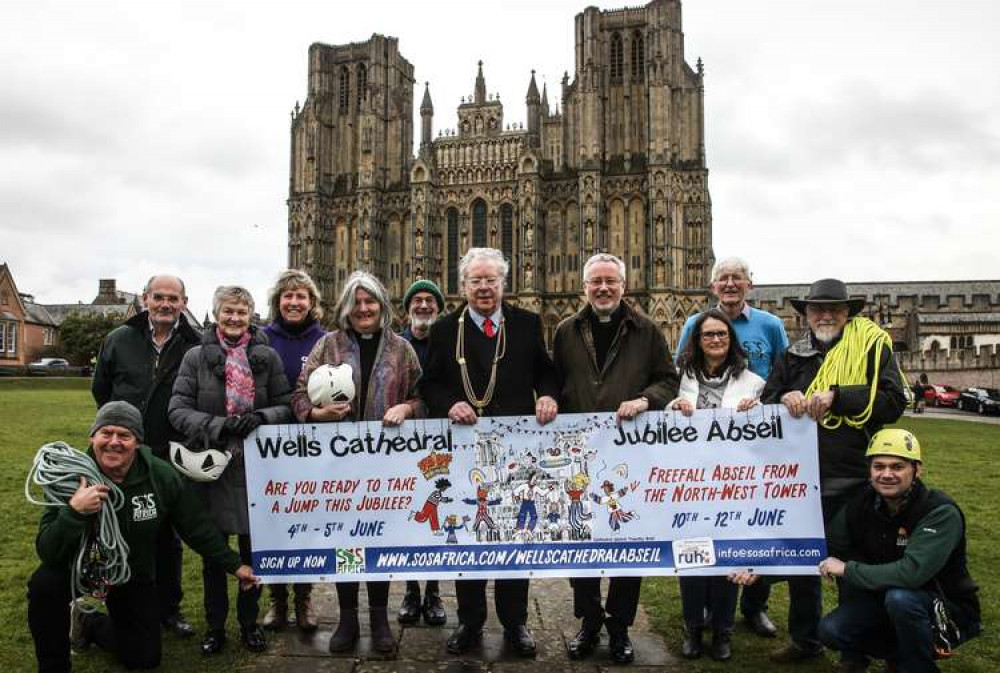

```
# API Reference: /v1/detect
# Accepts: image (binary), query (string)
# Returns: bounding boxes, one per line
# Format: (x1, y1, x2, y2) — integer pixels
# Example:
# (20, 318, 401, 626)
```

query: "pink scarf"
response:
(216, 327, 254, 416)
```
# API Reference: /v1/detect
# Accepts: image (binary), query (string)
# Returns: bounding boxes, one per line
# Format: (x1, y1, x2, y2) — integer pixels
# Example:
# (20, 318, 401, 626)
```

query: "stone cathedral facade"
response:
(287, 0, 713, 343)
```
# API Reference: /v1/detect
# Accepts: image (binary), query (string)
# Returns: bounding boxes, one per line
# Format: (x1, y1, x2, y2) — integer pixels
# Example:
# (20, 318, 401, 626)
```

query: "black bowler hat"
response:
(790, 278, 865, 317)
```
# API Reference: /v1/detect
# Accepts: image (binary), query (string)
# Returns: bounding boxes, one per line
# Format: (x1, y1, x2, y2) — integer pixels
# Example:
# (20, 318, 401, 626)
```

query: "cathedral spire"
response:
(420, 81, 434, 114)
(526, 70, 540, 141)
(474, 60, 486, 105)
(526, 69, 540, 103)
(541, 82, 549, 116)
(420, 82, 434, 147)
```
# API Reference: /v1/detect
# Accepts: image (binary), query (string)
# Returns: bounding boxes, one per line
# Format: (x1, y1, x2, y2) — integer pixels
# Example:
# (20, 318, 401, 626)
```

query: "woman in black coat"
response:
(169, 285, 292, 655)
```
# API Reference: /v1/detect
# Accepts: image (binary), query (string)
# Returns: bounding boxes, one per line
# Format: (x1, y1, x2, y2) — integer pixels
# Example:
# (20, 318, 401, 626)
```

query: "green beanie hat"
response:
(404, 279, 445, 312)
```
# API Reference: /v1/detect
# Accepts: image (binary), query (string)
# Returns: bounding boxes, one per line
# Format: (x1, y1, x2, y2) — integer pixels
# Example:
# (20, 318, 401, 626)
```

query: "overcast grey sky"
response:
(2, 0, 997, 318)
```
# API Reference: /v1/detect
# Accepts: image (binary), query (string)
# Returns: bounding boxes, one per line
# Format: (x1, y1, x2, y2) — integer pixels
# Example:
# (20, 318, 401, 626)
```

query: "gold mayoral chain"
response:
(455, 307, 507, 416)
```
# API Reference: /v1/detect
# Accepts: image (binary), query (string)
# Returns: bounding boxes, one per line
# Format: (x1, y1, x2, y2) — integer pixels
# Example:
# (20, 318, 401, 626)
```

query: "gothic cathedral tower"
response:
(288, 0, 712, 344)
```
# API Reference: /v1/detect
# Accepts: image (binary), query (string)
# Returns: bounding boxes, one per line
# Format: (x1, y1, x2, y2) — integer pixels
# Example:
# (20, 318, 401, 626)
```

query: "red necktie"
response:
(483, 318, 495, 338)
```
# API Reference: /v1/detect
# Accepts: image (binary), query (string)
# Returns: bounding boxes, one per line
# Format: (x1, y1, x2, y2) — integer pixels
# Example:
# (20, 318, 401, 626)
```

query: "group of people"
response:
(27, 249, 980, 673)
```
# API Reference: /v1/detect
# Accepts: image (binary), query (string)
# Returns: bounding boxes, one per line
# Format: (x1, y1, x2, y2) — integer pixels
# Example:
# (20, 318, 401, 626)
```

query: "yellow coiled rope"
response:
(805, 317, 896, 430)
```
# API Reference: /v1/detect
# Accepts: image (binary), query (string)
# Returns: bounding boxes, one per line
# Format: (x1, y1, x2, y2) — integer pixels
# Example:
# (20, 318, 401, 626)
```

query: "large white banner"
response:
(245, 406, 825, 582)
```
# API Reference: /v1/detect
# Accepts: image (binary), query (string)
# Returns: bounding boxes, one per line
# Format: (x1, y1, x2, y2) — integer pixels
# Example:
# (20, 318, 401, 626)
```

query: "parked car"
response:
(923, 384, 960, 407)
(958, 387, 1000, 415)
(27, 358, 71, 374)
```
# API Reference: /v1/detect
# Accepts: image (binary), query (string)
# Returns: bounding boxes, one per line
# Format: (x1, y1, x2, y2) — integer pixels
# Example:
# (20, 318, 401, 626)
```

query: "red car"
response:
(924, 384, 960, 407)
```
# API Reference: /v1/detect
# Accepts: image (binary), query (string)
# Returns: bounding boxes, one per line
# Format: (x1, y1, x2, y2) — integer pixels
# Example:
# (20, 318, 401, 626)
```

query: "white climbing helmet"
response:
(307, 363, 355, 407)
(169, 441, 231, 483)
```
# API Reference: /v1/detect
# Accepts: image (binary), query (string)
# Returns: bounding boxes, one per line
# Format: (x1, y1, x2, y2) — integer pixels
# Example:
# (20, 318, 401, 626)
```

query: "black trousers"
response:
(455, 578, 529, 630)
(570, 576, 642, 631)
(679, 576, 738, 633)
(336, 581, 390, 609)
(202, 534, 260, 631)
(155, 523, 184, 620)
(28, 565, 160, 673)
(404, 579, 440, 596)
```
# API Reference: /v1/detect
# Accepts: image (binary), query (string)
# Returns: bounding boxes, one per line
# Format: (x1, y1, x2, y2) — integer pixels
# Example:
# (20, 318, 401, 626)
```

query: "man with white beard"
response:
(396, 279, 448, 627)
(761, 278, 907, 664)
(399, 280, 445, 368)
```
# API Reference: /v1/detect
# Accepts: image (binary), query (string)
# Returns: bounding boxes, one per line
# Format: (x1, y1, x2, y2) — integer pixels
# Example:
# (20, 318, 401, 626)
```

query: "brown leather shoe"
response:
(770, 642, 823, 663)
(262, 585, 288, 631)
(294, 590, 318, 633)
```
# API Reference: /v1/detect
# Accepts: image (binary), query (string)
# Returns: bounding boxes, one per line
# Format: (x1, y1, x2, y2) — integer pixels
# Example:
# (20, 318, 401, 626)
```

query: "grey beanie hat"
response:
(90, 401, 144, 441)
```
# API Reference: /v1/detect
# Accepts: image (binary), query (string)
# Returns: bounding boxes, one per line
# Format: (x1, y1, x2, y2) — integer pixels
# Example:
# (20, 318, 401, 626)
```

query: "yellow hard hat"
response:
(865, 428, 922, 462)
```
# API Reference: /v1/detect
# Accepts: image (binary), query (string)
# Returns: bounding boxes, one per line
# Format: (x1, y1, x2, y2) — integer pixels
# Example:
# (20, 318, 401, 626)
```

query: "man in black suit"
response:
(421, 247, 559, 657)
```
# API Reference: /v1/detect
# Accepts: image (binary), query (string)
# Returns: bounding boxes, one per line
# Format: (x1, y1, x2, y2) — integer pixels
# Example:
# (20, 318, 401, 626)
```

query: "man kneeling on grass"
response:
(817, 429, 981, 672)
(27, 402, 258, 672)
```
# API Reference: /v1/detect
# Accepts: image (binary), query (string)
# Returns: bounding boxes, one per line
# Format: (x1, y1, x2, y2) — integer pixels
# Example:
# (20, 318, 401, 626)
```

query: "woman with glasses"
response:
(669, 308, 764, 662)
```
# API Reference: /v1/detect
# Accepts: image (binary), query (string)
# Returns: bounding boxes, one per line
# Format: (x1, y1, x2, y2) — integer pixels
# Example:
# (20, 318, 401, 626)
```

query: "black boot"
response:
(682, 625, 703, 659)
(397, 586, 421, 624)
(710, 629, 732, 661)
(328, 609, 359, 652)
(370, 607, 396, 653)
(422, 589, 447, 626)
(240, 624, 267, 653)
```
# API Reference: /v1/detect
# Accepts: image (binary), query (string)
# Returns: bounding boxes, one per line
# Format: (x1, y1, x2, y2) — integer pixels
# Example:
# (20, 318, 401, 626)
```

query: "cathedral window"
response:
(472, 200, 487, 247)
(447, 209, 459, 293)
(357, 63, 368, 107)
(339, 66, 350, 112)
(631, 31, 645, 80)
(610, 32, 624, 80)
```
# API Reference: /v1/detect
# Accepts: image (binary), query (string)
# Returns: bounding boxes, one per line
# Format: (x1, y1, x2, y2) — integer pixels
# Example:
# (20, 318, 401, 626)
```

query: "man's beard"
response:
(812, 326, 841, 344)
(411, 316, 435, 331)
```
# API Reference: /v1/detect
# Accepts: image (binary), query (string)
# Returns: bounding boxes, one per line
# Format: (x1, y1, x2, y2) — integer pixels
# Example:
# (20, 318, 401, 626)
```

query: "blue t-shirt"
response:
(676, 305, 789, 380)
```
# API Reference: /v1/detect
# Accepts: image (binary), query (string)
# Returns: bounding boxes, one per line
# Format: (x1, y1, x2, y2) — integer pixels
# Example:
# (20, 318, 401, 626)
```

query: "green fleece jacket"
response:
(35, 445, 241, 582)
(828, 488, 962, 591)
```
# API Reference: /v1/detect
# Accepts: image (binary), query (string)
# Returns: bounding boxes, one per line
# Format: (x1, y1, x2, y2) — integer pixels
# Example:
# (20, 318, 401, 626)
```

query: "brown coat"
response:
(552, 302, 679, 413)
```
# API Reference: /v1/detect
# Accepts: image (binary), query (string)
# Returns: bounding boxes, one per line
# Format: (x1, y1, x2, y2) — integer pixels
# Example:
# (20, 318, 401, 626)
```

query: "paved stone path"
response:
(239, 580, 678, 672)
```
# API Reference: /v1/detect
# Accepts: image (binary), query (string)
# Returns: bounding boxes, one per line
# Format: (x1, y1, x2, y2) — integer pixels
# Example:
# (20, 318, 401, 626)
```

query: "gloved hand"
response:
(221, 416, 243, 437)
(233, 413, 263, 438)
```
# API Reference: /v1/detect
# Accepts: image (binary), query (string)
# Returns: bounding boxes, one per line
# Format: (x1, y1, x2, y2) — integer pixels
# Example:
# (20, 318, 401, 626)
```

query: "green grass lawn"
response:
(641, 417, 999, 672)
(2, 380, 996, 671)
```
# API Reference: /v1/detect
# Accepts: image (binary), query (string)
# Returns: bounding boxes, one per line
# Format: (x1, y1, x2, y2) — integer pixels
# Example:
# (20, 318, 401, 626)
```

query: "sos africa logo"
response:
(336, 547, 366, 574)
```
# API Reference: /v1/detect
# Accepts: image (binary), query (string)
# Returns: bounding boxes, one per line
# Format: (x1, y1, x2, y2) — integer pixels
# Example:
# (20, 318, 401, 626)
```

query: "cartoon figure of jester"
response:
(462, 483, 501, 534)
(409, 478, 452, 535)
(591, 479, 639, 532)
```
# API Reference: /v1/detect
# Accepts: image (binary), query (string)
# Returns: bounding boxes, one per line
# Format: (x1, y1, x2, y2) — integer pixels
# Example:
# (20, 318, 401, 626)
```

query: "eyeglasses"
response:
(466, 276, 501, 288)
(714, 274, 748, 286)
(410, 297, 438, 307)
(700, 330, 730, 341)
(584, 278, 622, 288)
